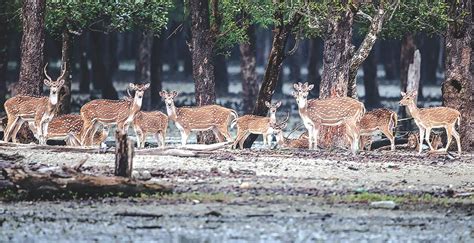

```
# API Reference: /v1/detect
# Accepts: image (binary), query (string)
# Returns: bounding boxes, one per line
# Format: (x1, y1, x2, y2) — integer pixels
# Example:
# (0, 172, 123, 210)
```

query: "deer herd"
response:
(1, 64, 463, 155)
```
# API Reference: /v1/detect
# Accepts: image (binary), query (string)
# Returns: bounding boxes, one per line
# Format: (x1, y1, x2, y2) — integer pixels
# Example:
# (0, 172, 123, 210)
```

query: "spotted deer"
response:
(292, 82, 365, 154)
(159, 90, 237, 145)
(28, 114, 109, 146)
(271, 124, 309, 149)
(80, 83, 149, 146)
(3, 63, 65, 144)
(399, 91, 461, 153)
(231, 101, 282, 149)
(133, 111, 168, 148)
(359, 108, 398, 151)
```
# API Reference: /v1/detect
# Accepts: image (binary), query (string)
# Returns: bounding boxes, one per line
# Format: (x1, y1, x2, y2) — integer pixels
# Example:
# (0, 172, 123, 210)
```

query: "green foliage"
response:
(45, 0, 173, 37)
(1, 0, 22, 31)
(378, 0, 449, 39)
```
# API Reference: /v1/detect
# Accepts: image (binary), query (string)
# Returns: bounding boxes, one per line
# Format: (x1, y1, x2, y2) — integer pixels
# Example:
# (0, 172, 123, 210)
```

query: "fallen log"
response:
(1, 164, 172, 200)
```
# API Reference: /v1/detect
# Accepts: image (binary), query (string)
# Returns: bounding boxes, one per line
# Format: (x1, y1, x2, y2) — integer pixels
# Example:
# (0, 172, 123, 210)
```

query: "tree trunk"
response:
(15, 0, 46, 143)
(57, 29, 72, 114)
(104, 33, 118, 100)
(442, 0, 473, 151)
(420, 34, 440, 84)
(239, 24, 259, 114)
(136, 31, 153, 110)
(399, 34, 416, 129)
(400, 34, 416, 93)
(319, 4, 354, 149)
(90, 31, 104, 91)
(214, 53, 229, 96)
(381, 40, 400, 80)
(243, 9, 302, 148)
(115, 131, 134, 178)
(79, 32, 90, 93)
(17, 0, 46, 96)
(0, 1, 8, 112)
(347, 7, 386, 98)
(151, 34, 163, 109)
(363, 50, 380, 108)
(288, 35, 301, 83)
(307, 38, 322, 98)
(90, 32, 117, 99)
(189, 0, 217, 144)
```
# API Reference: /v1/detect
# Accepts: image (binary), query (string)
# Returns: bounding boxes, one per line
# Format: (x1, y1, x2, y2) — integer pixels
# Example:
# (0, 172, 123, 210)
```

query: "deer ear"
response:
(293, 83, 299, 90)
(275, 101, 282, 108)
(171, 91, 178, 98)
(57, 79, 65, 87)
(400, 91, 406, 96)
(159, 91, 166, 97)
(265, 101, 271, 108)
(307, 84, 314, 91)
(129, 83, 136, 90)
(143, 83, 150, 90)
(44, 79, 51, 87)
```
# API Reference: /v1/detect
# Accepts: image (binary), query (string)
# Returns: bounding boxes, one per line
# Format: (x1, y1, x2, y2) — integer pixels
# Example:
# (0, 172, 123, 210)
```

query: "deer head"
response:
(292, 82, 314, 109)
(159, 90, 178, 107)
(43, 63, 66, 106)
(399, 91, 417, 106)
(265, 101, 282, 117)
(129, 83, 150, 107)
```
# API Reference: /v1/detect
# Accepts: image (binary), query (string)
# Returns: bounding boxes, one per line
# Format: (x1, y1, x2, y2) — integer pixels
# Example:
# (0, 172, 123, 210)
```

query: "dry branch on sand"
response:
(0, 155, 172, 200)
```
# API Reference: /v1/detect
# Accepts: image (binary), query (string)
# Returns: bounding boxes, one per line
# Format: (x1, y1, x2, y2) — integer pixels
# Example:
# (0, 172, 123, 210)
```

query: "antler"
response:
(58, 62, 67, 81)
(44, 63, 52, 82)
(278, 112, 290, 126)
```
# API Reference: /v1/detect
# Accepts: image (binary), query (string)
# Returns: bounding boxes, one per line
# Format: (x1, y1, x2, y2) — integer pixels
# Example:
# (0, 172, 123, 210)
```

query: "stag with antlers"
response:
(3, 63, 65, 144)
(399, 91, 461, 154)
(231, 101, 282, 149)
(80, 83, 149, 146)
(159, 90, 237, 146)
(292, 82, 365, 154)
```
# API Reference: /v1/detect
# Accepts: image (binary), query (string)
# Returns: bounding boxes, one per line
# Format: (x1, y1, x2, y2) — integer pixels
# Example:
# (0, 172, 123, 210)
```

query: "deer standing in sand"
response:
(359, 108, 398, 151)
(292, 82, 365, 154)
(159, 90, 237, 146)
(3, 63, 65, 144)
(133, 111, 168, 148)
(399, 91, 461, 153)
(80, 83, 149, 146)
(231, 101, 282, 149)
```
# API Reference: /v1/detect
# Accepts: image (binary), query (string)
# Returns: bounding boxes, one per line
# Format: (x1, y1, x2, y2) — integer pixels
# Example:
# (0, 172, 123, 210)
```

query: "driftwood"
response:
(115, 131, 133, 177)
(1, 161, 172, 199)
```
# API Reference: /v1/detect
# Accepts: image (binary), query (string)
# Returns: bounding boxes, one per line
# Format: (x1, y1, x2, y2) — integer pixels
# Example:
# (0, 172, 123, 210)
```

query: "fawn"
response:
(231, 101, 282, 149)
(133, 111, 168, 148)
(359, 108, 398, 151)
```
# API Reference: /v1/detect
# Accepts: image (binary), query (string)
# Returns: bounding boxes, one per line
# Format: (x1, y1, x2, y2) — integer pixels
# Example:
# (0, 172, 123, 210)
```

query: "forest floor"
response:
(0, 141, 473, 242)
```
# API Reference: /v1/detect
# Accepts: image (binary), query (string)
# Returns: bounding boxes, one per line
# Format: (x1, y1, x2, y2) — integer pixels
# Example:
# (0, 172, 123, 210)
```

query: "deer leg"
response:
(10, 118, 25, 143)
(443, 125, 453, 152)
(41, 120, 51, 145)
(424, 127, 434, 151)
(3, 116, 19, 143)
(134, 126, 142, 148)
(89, 122, 101, 146)
(450, 125, 461, 153)
(155, 133, 165, 148)
(312, 127, 319, 150)
(307, 128, 314, 149)
(212, 127, 225, 142)
(80, 119, 95, 146)
(232, 132, 245, 149)
(381, 128, 395, 151)
(418, 128, 425, 154)
(239, 132, 250, 149)
(180, 130, 189, 146)
(267, 133, 274, 148)
(218, 126, 233, 142)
